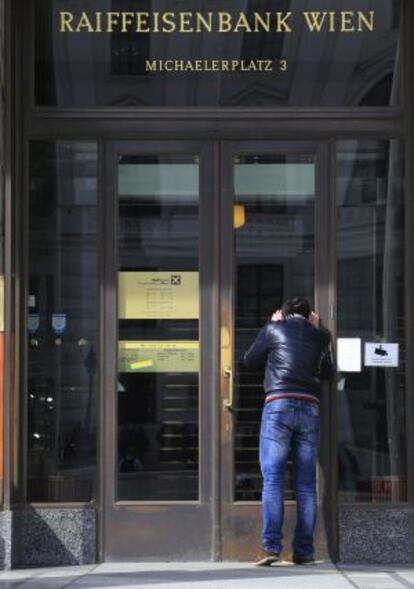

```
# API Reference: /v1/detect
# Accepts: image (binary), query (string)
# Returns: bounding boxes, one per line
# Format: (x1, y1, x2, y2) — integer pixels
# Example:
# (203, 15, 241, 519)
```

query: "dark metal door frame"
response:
(100, 138, 336, 562)
(219, 140, 337, 561)
(101, 140, 220, 561)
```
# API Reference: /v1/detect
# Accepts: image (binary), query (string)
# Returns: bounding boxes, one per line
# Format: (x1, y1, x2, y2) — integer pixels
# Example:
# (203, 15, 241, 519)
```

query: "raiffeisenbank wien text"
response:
(59, 10, 375, 34)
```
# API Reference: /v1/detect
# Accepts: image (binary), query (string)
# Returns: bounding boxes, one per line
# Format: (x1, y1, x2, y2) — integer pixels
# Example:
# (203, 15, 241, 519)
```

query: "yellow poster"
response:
(119, 341, 199, 373)
(118, 272, 199, 319)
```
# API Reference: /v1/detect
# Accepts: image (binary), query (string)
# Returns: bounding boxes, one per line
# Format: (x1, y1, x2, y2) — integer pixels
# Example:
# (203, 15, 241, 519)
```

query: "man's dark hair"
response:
(282, 297, 311, 319)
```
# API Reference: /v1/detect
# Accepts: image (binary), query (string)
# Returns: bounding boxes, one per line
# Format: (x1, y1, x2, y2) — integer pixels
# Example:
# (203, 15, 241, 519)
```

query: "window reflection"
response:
(111, 0, 150, 76)
(34, 0, 400, 107)
(337, 140, 406, 503)
(117, 155, 199, 501)
(28, 142, 98, 502)
(234, 155, 315, 501)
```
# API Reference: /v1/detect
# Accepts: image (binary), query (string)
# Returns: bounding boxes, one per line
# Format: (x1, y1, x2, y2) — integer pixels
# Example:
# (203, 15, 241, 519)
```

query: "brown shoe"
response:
(255, 549, 280, 566)
(292, 554, 315, 565)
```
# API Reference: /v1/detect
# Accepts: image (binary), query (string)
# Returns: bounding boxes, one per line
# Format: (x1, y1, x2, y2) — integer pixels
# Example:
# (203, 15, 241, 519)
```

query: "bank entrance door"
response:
(103, 140, 334, 561)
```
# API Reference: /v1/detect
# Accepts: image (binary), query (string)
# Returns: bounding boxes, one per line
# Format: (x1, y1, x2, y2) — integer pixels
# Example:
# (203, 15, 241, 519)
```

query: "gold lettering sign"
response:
(118, 272, 199, 320)
(119, 341, 199, 373)
(59, 11, 375, 34)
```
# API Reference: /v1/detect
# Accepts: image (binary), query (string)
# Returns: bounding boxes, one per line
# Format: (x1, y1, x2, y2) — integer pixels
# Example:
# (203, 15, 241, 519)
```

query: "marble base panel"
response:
(1, 506, 414, 567)
(0, 511, 12, 569)
(339, 507, 414, 564)
(12, 507, 96, 568)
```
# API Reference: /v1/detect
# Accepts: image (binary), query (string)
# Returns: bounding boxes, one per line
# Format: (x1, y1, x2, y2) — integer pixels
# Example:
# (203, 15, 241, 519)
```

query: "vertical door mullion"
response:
(315, 140, 338, 562)
(102, 142, 118, 521)
(99, 140, 120, 559)
(199, 141, 217, 507)
(328, 139, 339, 562)
(219, 142, 236, 510)
(96, 139, 106, 562)
(198, 141, 220, 556)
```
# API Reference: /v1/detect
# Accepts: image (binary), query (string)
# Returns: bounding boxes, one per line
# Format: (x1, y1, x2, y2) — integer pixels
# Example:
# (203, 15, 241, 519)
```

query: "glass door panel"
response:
(233, 155, 315, 502)
(117, 155, 200, 502)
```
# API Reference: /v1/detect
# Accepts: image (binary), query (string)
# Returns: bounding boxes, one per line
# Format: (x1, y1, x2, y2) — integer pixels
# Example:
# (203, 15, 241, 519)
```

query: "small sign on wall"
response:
(51, 313, 67, 335)
(28, 314, 40, 334)
(364, 343, 399, 367)
(337, 338, 361, 372)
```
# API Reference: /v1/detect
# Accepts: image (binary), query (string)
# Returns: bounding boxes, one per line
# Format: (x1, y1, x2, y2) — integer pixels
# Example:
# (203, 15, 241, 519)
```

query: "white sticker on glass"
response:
(364, 343, 399, 368)
(337, 338, 362, 373)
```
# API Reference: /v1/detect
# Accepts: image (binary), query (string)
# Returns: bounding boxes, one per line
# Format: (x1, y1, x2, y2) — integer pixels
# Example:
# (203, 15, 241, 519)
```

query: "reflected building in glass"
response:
(0, 0, 412, 570)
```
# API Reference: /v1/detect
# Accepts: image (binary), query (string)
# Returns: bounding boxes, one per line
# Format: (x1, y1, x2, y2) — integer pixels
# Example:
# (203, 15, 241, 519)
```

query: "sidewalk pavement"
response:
(1, 561, 414, 589)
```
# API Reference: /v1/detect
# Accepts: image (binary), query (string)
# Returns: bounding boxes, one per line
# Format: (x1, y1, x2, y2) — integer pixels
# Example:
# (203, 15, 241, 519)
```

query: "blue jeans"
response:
(259, 398, 320, 557)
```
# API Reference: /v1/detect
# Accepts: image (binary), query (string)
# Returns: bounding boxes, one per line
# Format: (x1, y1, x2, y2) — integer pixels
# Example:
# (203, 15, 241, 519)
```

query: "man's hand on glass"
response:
(271, 310, 284, 322)
(271, 309, 320, 326)
(308, 312, 320, 327)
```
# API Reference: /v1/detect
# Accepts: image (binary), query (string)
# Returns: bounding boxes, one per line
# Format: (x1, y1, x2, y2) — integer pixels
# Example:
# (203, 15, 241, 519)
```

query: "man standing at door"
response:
(244, 297, 334, 566)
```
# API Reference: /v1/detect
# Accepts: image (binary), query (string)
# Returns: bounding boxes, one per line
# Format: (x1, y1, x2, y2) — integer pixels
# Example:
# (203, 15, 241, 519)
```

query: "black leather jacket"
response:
(244, 316, 334, 399)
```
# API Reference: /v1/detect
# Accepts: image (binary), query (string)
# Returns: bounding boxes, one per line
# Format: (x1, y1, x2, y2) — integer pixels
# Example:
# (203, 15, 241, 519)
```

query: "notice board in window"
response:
(119, 341, 199, 373)
(118, 271, 199, 319)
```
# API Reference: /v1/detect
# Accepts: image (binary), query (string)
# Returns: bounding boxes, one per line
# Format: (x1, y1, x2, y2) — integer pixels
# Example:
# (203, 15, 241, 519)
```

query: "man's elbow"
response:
(243, 352, 259, 370)
(243, 353, 254, 369)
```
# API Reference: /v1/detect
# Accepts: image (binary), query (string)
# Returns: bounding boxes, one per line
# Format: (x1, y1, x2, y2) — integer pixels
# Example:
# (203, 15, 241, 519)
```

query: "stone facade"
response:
(11, 507, 96, 568)
(339, 507, 414, 564)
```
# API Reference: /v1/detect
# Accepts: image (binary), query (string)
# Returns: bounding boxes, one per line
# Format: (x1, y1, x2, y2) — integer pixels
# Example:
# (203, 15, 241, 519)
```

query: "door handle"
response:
(223, 366, 233, 410)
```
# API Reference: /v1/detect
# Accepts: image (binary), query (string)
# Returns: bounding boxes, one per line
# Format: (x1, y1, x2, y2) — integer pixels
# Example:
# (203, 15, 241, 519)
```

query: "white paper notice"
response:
(337, 338, 362, 372)
(365, 343, 399, 367)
